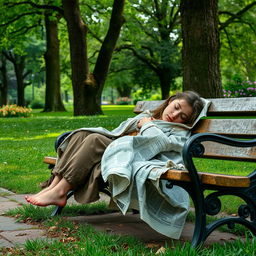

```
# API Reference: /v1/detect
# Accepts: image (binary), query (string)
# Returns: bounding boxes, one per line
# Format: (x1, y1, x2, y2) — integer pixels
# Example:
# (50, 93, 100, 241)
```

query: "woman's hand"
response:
(137, 117, 155, 129)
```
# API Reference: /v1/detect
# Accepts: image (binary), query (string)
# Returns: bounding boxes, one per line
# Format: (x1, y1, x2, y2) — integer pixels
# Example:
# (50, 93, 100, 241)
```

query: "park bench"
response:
(44, 97, 256, 247)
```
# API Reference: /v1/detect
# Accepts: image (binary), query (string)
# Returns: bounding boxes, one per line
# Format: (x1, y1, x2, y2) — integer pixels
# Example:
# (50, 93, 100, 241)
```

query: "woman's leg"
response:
(28, 177, 72, 207)
(27, 131, 113, 206)
(26, 131, 93, 203)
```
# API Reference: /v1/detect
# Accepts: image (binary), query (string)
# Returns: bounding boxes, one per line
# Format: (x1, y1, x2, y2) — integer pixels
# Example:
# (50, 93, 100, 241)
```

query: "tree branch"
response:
(10, 23, 40, 36)
(87, 27, 103, 44)
(132, 16, 160, 43)
(23, 70, 32, 79)
(93, 0, 125, 86)
(108, 66, 132, 74)
(116, 44, 159, 73)
(141, 45, 155, 58)
(219, 1, 256, 30)
(5, 1, 64, 16)
(168, 5, 180, 32)
(0, 11, 41, 27)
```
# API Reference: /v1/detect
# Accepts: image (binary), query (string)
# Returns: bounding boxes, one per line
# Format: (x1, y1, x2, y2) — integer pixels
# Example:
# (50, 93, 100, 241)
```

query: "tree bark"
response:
(62, 0, 91, 115)
(62, 0, 125, 116)
(13, 55, 26, 106)
(181, 0, 222, 98)
(0, 55, 8, 105)
(43, 13, 66, 112)
(93, 0, 125, 105)
(158, 69, 172, 99)
(3, 51, 29, 106)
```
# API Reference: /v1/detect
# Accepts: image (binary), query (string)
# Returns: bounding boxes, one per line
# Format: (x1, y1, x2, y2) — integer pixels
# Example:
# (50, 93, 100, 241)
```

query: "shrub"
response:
(0, 104, 32, 117)
(223, 80, 256, 98)
(29, 100, 44, 109)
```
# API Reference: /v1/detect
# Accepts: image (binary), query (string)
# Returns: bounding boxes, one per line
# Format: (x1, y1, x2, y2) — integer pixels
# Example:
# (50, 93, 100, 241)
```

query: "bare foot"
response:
(25, 175, 62, 203)
(28, 188, 67, 207)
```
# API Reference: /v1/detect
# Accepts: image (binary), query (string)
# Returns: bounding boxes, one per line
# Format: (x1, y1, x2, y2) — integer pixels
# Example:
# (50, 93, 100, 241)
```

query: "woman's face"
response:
(161, 98, 193, 124)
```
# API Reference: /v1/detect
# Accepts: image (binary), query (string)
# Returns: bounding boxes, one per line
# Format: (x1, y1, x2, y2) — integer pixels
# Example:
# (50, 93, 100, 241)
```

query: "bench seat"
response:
(44, 156, 250, 188)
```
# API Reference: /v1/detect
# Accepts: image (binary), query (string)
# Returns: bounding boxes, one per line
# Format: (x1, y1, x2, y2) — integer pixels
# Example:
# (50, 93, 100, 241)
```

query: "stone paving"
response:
(0, 187, 241, 249)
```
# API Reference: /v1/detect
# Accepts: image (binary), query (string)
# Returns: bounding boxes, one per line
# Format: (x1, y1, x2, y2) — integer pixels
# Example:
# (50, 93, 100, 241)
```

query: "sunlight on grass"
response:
(0, 132, 61, 141)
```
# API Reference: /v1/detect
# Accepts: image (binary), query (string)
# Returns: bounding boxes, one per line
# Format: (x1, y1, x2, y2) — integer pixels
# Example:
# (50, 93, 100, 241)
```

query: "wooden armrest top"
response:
(161, 169, 250, 188)
(44, 156, 57, 165)
(44, 156, 250, 188)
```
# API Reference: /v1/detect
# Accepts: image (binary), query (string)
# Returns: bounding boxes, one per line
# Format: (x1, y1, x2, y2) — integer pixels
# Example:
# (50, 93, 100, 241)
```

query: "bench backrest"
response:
(134, 97, 256, 162)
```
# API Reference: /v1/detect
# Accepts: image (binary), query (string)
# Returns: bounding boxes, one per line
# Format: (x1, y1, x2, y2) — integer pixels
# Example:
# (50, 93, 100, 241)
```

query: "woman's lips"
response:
(167, 114, 173, 122)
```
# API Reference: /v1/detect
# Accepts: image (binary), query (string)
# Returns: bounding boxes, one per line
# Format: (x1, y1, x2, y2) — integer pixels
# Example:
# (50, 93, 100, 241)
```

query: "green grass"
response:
(1, 216, 256, 255)
(1, 105, 256, 254)
(3, 204, 256, 255)
(0, 105, 135, 193)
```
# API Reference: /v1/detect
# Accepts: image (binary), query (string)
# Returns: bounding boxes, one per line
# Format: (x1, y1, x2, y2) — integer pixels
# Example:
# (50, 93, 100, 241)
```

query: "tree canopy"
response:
(0, 0, 256, 114)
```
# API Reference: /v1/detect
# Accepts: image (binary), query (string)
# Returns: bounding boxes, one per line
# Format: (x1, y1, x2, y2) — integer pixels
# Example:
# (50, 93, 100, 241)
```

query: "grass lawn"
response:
(1, 105, 256, 255)
(0, 105, 136, 193)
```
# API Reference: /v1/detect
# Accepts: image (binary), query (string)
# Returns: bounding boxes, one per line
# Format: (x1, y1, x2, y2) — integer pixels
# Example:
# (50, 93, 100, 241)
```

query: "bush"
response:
(223, 80, 256, 98)
(29, 100, 44, 109)
(0, 105, 32, 117)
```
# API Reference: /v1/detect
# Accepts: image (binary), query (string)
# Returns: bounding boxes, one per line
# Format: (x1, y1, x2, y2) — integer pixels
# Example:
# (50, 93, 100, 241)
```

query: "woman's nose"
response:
(172, 111, 179, 119)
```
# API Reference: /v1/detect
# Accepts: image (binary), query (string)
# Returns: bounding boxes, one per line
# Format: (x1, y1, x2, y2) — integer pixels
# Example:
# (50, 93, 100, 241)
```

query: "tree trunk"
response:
(0, 55, 8, 105)
(62, 0, 96, 116)
(116, 85, 131, 98)
(62, 0, 125, 116)
(3, 52, 29, 106)
(181, 0, 222, 98)
(13, 56, 26, 106)
(93, 0, 125, 106)
(43, 13, 66, 112)
(158, 68, 172, 99)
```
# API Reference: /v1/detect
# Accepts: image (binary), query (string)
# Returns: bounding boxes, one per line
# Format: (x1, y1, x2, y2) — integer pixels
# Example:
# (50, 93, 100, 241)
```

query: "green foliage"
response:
(29, 100, 45, 109)
(6, 201, 112, 221)
(220, 0, 256, 83)
(222, 74, 256, 98)
(132, 88, 161, 104)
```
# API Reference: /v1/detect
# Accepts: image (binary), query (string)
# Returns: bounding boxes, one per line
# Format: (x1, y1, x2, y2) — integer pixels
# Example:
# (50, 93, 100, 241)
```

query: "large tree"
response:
(3, 51, 31, 106)
(43, 12, 65, 112)
(180, 0, 256, 98)
(0, 0, 66, 110)
(116, 0, 181, 99)
(181, 0, 222, 97)
(62, 0, 125, 115)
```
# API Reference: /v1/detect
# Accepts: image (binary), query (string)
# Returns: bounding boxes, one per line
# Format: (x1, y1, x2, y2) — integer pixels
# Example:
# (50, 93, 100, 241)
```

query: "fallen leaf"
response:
(155, 246, 166, 255)
(146, 243, 161, 249)
(48, 226, 58, 232)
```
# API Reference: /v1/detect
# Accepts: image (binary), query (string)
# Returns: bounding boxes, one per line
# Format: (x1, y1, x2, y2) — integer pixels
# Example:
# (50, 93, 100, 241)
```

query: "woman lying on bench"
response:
(25, 91, 209, 240)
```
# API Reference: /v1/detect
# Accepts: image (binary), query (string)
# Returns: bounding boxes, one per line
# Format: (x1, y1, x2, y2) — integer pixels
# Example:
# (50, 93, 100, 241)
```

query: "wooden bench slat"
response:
(208, 97, 256, 116)
(160, 169, 250, 188)
(43, 156, 57, 165)
(193, 119, 256, 138)
(134, 97, 256, 116)
(201, 141, 256, 162)
(44, 157, 250, 188)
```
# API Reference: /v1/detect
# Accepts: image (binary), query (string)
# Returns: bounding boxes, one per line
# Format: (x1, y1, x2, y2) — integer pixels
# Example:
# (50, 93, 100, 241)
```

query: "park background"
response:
(0, 1, 256, 255)
(0, 0, 256, 116)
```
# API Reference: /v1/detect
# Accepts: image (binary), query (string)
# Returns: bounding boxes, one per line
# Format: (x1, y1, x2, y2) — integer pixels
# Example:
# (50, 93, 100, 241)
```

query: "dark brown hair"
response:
(152, 91, 204, 125)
